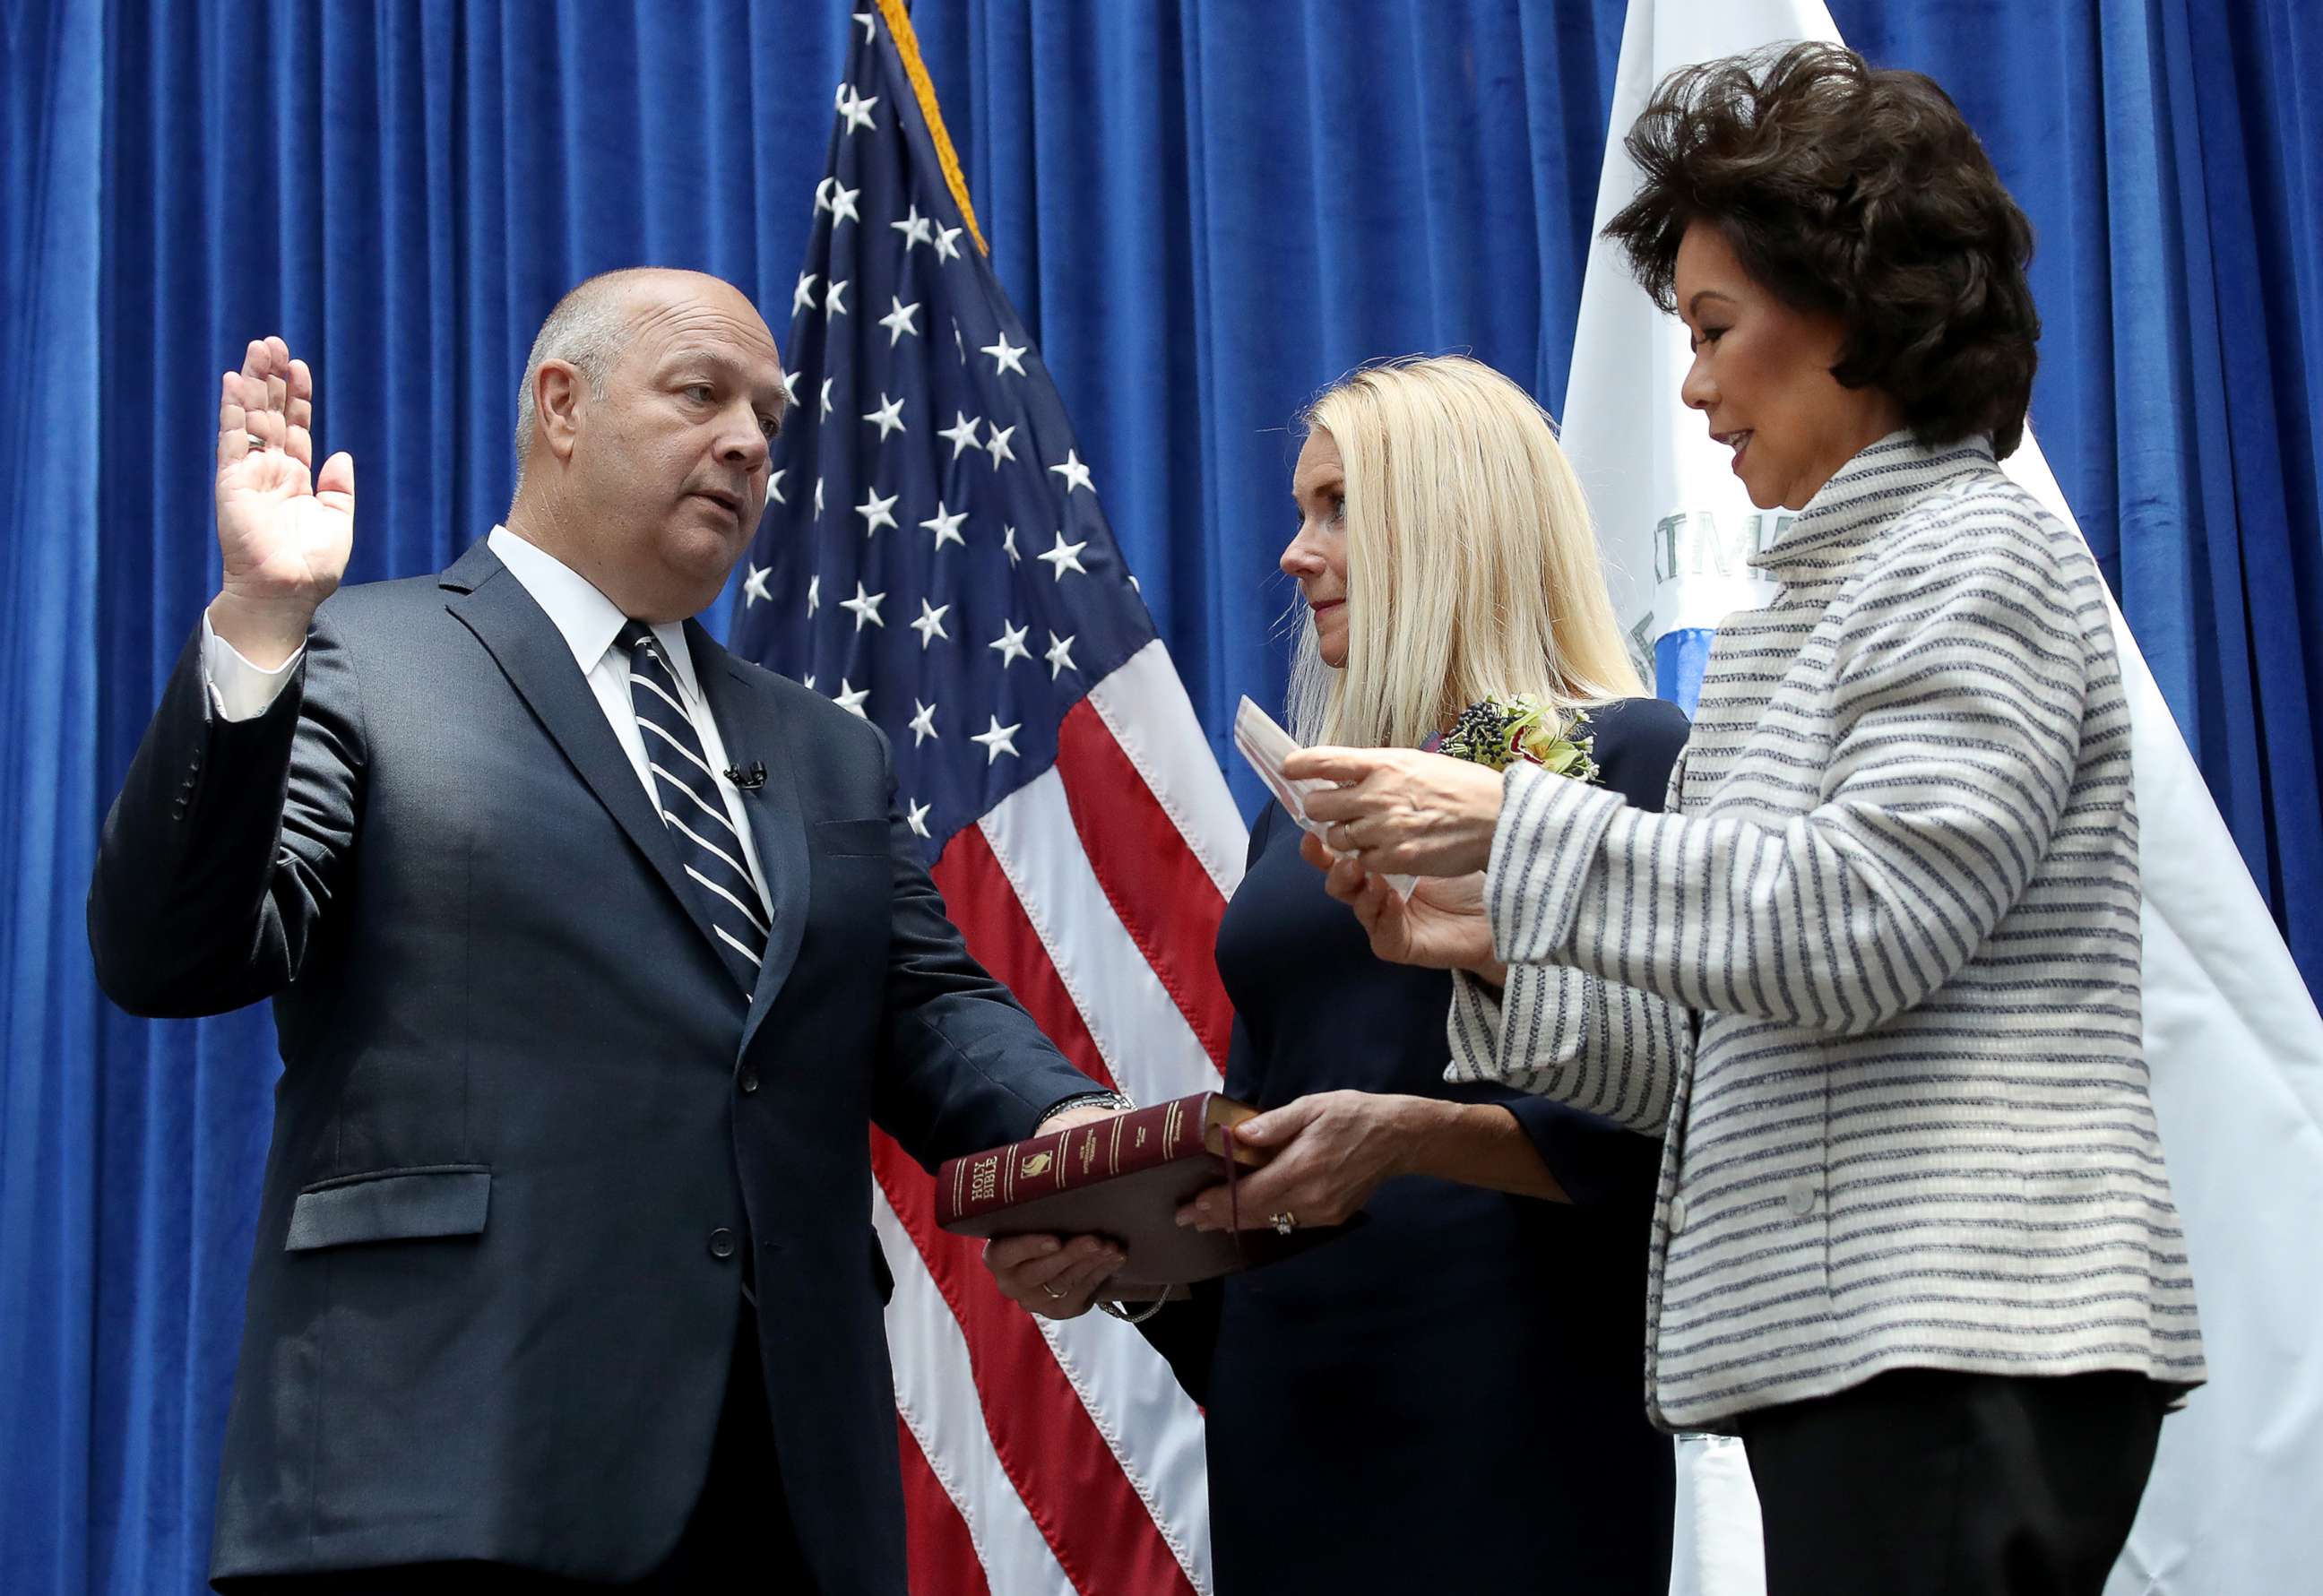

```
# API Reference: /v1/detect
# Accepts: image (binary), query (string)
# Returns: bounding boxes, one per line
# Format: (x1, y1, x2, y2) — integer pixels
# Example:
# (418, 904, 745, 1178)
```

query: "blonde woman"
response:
(986, 356, 1688, 1593)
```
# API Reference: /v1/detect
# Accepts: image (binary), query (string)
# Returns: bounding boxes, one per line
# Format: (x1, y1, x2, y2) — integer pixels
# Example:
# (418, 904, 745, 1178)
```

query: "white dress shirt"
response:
(201, 525, 774, 916)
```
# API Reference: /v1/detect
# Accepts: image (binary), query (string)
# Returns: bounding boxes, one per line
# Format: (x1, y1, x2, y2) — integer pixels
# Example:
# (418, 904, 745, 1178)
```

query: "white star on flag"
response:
(825, 279, 850, 316)
(1003, 525, 1020, 565)
(781, 368, 801, 406)
(908, 699, 938, 746)
(768, 468, 786, 505)
(970, 716, 1022, 764)
(806, 574, 820, 617)
(980, 331, 1028, 376)
(920, 501, 966, 551)
(833, 678, 869, 717)
(813, 478, 825, 518)
(743, 564, 772, 606)
(855, 487, 898, 536)
(910, 599, 951, 648)
(1049, 449, 1094, 496)
(820, 378, 834, 418)
(863, 393, 907, 440)
(985, 422, 1015, 466)
(792, 272, 818, 315)
(878, 296, 921, 347)
(840, 582, 886, 631)
(838, 86, 877, 134)
(938, 411, 983, 460)
(905, 798, 932, 838)
(1045, 631, 1078, 679)
(891, 204, 934, 249)
(989, 620, 1031, 668)
(1037, 531, 1090, 581)
(827, 183, 860, 225)
(932, 222, 963, 263)
(851, 9, 874, 43)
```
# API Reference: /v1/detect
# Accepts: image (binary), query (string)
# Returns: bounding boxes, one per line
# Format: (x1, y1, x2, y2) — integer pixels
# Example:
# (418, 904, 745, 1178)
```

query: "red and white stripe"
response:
(876, 638, 1245, 1594)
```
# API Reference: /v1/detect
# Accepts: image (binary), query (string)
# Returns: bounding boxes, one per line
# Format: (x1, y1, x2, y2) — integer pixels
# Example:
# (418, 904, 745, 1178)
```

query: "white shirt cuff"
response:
(202, 612, 303, 722)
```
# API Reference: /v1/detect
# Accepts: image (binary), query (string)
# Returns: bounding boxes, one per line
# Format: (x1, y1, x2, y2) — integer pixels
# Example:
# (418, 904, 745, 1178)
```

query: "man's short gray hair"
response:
(513, 269, 658, 486)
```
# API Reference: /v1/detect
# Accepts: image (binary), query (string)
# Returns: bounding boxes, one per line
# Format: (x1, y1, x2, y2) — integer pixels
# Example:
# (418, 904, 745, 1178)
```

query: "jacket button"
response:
(738, 1071, 759, 1095)
(708, 1228, 736, 1260)
(1787, 1180, 1819, 1218)
(1666, 1195, 1688, 1237)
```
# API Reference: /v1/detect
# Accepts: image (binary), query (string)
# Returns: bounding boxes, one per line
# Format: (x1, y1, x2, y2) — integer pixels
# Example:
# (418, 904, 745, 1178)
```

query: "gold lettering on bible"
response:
(969, 1156, 1001, 1205)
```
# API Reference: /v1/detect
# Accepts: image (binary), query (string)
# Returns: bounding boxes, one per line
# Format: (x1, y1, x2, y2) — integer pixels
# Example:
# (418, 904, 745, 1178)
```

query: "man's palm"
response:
(219, 448, 354, 600)
(216, 336, 355, 608)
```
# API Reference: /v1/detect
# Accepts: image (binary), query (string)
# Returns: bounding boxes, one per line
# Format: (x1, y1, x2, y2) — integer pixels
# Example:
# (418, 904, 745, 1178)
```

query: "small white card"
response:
(1231, 696, 1416, 899)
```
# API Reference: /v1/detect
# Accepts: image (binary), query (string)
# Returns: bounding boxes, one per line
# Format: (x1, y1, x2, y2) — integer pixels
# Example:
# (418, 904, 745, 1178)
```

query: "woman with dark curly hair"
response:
(1287, 43, 2205, 1596)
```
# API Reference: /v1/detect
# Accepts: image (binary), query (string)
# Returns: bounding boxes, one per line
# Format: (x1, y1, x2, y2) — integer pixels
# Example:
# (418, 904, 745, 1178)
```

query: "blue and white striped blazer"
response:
(1450, 433, 2206, 1432)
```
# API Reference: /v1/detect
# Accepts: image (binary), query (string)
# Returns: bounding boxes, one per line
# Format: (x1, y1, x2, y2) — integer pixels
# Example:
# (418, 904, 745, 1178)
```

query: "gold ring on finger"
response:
(1041, 1282, 1065, 1300)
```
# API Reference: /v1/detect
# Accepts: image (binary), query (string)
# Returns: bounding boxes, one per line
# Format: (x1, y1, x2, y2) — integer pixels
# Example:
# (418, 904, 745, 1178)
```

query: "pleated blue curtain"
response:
(4, 3, 2319, 1592)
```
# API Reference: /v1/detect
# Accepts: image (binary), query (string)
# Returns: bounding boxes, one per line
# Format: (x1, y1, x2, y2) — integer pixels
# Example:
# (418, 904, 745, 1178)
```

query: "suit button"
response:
(1787, 1180, 1819, 1218)
(1666, 1195, 1688, 1237)
(738, 1071, 759, 1095)
(708, 1228, 736, 1260)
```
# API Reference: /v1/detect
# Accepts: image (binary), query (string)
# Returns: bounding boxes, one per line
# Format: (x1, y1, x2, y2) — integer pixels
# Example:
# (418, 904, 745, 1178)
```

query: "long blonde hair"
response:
(1285, 355, 1642, 748)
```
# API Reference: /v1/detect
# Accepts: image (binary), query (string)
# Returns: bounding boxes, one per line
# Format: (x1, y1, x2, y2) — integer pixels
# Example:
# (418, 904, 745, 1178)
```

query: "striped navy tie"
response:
(619, 623, 767, 995)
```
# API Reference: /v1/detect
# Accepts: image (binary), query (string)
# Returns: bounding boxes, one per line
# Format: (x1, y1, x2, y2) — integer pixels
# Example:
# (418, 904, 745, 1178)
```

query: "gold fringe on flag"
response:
(873, 0, 990, 258)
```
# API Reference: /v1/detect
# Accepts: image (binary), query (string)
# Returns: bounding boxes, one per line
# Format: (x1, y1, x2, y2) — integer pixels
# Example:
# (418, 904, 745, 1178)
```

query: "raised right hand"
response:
(211, 336, 355, 665)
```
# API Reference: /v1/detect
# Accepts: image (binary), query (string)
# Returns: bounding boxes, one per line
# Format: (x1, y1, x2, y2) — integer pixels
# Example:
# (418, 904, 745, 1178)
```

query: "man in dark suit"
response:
(88, 268, 1129, 1592)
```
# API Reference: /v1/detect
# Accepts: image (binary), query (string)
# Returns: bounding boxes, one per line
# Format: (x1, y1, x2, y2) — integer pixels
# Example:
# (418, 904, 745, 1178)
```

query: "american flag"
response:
(729, 5, 1240, 1592)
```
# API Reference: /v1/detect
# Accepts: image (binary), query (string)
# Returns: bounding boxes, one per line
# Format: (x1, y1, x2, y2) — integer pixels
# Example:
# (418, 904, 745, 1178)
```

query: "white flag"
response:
(1563, 5, 2323, 1594)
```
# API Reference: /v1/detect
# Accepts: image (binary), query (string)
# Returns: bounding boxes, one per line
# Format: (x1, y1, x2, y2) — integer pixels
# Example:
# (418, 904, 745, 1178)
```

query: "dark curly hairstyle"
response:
(1602, 43, 2038, 456)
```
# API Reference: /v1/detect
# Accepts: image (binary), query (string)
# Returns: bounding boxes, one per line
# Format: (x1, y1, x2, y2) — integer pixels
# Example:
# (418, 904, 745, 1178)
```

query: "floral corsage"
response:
(1431, 695, 1599, 783)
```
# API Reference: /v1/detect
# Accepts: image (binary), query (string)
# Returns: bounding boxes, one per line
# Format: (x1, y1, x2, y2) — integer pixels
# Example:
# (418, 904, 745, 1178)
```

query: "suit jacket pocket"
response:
(816, 816, 888, 858)
(284, 1164, 491, 1251)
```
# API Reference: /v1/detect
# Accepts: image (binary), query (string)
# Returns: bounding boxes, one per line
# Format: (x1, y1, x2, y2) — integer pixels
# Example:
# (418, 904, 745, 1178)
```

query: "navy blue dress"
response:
(1144, 695, 1688, 1595)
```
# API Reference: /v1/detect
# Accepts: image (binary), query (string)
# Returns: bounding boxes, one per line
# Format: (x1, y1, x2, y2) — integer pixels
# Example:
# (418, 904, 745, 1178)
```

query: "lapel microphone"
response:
(725, 761, 768, 790)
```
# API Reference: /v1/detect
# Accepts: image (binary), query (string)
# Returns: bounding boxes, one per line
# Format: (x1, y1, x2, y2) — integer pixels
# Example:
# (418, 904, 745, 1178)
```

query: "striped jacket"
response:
(1449, 433, 2206, 1432)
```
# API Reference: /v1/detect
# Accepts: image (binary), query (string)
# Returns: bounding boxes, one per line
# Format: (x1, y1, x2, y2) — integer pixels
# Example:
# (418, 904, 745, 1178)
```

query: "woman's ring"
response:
(1270, 1212, 1297, 1236)
(1041, 1282, 1065, 1300)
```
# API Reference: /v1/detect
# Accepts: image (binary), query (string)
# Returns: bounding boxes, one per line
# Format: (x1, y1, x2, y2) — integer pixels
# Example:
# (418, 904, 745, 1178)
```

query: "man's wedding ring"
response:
(246, 433, 268, 453)
(1269, 1212, 1297, 1236)
(1041, 1282, 1066, 1300)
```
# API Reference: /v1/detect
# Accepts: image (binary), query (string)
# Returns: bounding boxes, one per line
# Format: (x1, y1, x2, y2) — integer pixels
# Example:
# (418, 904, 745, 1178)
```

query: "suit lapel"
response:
(441, 542, 721, 955)
(688, 623, 810, 1051)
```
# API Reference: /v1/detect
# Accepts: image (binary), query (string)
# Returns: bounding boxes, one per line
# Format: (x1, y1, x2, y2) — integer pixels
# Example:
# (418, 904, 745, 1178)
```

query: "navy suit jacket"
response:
(88, 540, 1092, 1592)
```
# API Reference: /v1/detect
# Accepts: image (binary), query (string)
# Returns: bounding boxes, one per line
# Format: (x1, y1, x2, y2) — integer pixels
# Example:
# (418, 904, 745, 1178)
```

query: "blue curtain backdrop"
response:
(4, 1, 2318, 1590)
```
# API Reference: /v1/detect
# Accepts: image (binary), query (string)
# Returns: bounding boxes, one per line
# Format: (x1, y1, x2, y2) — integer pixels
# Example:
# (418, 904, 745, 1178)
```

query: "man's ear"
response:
(535, 360, 587, 464)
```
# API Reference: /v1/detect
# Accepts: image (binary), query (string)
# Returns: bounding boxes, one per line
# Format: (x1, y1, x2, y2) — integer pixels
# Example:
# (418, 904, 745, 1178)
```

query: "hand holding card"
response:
(1231, 697, 1418, 898)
